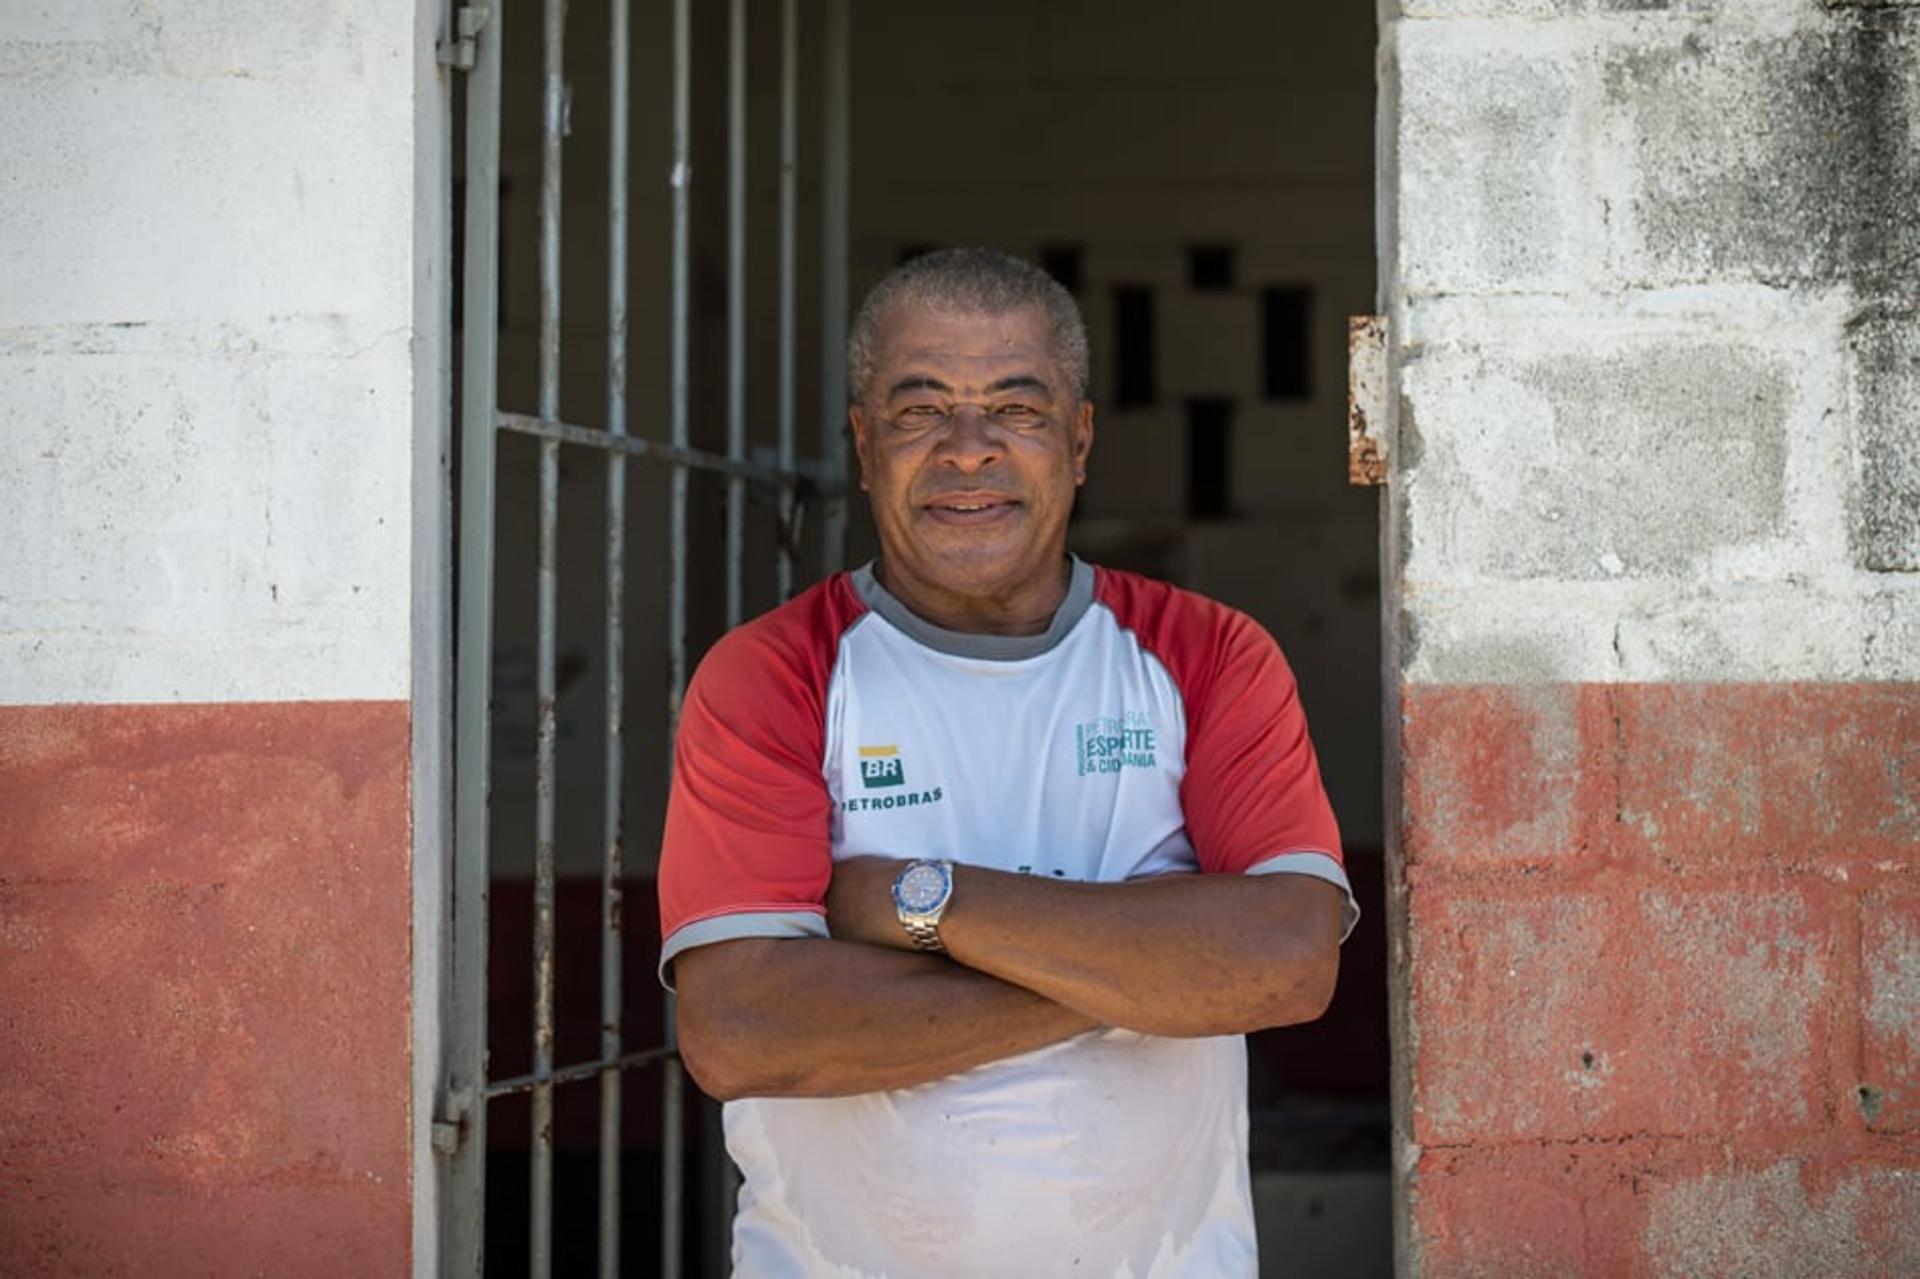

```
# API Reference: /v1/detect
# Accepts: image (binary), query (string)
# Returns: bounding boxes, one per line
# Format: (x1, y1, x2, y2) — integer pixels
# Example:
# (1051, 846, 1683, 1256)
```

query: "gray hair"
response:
(846, 247, 1091, 404)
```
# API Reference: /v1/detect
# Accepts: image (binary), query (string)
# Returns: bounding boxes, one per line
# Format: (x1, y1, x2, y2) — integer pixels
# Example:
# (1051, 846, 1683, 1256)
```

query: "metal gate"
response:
(440, 1, 851, 1274)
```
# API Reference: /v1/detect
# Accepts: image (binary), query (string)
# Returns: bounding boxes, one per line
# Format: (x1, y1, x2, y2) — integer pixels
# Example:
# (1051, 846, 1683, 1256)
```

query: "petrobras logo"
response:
(1073, 711, 1158, 776)
(844, 743, 946, 814)
(858, 744, 905, 789)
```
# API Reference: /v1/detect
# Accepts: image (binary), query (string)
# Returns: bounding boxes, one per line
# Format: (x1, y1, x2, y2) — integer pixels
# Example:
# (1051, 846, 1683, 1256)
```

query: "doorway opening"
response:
(448, 3, 1386, 1275)
(844, 6, 1389, 1273)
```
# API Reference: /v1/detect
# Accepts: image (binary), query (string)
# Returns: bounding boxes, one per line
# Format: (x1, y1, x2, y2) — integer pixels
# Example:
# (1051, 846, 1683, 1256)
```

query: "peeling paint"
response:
(1348, 315, 1390, 485)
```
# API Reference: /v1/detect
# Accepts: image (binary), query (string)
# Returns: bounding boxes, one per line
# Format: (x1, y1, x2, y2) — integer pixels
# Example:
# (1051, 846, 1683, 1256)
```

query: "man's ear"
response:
(1072, 401, 1094, 486)
(848, 403, 872, 492)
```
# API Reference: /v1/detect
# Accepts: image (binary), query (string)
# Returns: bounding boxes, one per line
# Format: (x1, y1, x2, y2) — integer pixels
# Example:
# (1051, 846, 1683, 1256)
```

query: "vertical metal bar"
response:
(599, 0, 630, 1275)
(711, 4, 750, 1264)
(661, 0, 691, 1274)
(531, 429, 560, 1279)
(775, 0, 798, 601)
(818, 0, 851, 575)
(449, 0, 504, 1272)
(726, 0, 747, 630)
(531, 1, 567, 1276)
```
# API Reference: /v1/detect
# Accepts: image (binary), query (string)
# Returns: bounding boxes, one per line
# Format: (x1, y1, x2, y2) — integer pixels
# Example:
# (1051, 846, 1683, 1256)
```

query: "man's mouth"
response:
(923, 494, 1020, 523)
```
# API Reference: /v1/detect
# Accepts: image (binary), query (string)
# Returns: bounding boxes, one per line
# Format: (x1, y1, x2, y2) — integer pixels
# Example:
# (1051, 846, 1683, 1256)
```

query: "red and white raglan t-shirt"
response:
(659, 559, 1355, 1278)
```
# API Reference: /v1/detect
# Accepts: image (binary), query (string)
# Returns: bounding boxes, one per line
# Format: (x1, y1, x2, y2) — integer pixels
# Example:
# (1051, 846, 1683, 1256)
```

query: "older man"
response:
(658, 248, 1354, 1276)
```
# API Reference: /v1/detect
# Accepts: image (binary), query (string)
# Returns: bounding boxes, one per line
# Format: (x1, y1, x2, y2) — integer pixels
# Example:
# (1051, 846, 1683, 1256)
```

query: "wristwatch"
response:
(891, 859, 955, 953)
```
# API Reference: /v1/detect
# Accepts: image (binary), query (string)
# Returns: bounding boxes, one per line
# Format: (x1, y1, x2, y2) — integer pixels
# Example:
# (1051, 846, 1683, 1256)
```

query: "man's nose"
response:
(934, 405, 1004, 470)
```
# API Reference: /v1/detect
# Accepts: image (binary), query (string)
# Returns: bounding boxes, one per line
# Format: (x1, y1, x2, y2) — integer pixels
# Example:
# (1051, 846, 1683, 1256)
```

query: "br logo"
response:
(858, 744, 905, 789)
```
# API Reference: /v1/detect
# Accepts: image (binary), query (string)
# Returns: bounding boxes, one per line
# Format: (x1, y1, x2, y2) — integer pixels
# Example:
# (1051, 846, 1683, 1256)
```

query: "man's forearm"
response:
(672, 935, 1096, 1101)
(939, 869, 1341, 1036)
(828, 860, 1345, 1037)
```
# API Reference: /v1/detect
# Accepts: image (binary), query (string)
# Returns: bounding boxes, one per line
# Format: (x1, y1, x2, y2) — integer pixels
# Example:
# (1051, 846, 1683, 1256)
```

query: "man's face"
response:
(850, 305, 1094, 607)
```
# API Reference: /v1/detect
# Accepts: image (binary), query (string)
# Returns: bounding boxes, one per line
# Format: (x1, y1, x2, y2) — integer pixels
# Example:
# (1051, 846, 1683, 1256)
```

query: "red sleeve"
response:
(1094, 567, 1343, 876)
(656, 576, 865, 982)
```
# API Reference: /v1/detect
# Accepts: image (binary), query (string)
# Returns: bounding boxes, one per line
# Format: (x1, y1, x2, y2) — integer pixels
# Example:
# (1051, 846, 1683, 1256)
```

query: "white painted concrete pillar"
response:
(0, 4, 448, 1274)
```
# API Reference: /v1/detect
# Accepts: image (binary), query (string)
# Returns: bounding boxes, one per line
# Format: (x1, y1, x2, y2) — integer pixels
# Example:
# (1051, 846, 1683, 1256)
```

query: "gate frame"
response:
(434, 2, 852, 1275)
(414, 2, 459, 1277)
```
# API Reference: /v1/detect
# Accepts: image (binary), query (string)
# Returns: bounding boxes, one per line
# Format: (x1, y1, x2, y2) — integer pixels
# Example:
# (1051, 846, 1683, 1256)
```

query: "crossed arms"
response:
(673, 860, 1346, 1102)
(667, 582, 1349, 1102)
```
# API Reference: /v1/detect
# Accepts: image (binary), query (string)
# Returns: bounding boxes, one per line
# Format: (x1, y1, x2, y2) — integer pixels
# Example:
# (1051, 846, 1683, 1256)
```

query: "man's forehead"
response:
(874, 305, 1064, 389)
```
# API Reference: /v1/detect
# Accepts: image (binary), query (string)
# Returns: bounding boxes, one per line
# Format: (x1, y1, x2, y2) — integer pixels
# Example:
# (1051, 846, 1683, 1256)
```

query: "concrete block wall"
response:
(1383, 1, 1920, 1273)
(0, 3, 442, 1274)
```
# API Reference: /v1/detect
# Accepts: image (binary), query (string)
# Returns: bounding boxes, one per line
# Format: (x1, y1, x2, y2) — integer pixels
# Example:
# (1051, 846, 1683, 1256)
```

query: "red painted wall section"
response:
(0, 702, 413, 1277)
(1400, 682, 1920, 1278)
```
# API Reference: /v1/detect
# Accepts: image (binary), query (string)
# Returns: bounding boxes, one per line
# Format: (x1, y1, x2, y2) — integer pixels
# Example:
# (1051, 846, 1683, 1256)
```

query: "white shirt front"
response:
(659, 561, 1353, 1277)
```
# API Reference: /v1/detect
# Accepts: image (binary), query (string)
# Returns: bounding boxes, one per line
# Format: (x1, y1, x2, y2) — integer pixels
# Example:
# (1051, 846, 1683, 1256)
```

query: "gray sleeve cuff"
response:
(1246, 850, 1360, 943)
(658, 909, 829, 990)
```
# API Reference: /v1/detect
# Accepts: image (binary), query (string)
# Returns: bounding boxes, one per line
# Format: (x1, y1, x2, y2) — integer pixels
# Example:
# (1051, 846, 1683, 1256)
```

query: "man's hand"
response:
(823, 855, 917, 950)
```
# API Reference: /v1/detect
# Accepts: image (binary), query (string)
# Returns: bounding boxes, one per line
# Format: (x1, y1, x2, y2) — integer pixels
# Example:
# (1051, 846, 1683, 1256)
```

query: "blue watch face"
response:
(897, 863, 948, 912)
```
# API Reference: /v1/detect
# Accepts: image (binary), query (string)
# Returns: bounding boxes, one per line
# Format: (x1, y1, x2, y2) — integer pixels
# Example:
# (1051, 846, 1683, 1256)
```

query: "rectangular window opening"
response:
(1185, 397, 1233, 520)
(1261, 285, 1313, 400)
(1113, 285, 1156, 409)
(1040, 243, 1084, 293)
(1187, 243, 1236, 292)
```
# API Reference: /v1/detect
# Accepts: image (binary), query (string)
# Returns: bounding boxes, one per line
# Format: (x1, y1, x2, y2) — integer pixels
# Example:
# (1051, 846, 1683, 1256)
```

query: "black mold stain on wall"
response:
(1825, 11, 1918, 292)
(1607, 11, 1919, 290)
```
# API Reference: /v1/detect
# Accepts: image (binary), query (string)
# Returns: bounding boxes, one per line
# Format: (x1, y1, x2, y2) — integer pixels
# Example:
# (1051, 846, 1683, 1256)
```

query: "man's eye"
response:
(894, 405, 945, 428)
(996, 404, 1042, 424)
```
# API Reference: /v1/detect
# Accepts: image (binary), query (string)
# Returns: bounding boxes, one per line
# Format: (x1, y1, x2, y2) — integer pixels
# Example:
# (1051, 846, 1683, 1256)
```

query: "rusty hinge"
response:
(1347, 315, 1388, 486)
(437, 5, 490, 71)
(431, 1084, 475, 1156)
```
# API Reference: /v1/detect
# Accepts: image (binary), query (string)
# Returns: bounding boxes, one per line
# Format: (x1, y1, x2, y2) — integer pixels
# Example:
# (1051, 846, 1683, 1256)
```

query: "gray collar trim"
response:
(849, 558, 1095, 661)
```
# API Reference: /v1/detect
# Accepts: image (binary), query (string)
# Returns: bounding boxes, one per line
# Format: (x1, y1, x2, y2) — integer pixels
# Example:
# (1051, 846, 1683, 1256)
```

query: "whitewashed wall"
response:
(0, 0, 436, 705)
